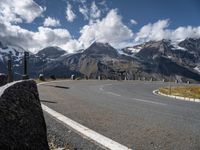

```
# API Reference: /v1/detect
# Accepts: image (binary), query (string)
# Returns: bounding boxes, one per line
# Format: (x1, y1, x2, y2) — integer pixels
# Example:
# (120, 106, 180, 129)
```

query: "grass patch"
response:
(159, 86, 200, 99)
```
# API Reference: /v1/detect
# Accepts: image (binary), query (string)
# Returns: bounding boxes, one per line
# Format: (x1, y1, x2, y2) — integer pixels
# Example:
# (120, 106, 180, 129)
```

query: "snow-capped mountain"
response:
(1, 38, 200, 82)
(36, 46, 67, 59)
(0, 41, 32, 75)
(0, 41, 28, 63)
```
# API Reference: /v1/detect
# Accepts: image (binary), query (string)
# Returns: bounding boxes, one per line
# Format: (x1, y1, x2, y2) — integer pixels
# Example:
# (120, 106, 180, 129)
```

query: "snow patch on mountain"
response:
(194, 66, 200, 73)
(171, 42, 187, 51)
(127, 47, 142, 53)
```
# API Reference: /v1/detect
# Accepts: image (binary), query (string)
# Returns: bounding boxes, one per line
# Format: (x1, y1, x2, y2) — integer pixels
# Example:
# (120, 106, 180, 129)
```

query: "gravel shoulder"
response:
(44, 112, 104, 150)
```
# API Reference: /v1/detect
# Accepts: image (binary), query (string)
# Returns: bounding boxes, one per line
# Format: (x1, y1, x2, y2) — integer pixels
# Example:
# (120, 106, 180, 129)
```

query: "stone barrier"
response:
(0, 80, 49, 150)
(0, 73, 7, 87)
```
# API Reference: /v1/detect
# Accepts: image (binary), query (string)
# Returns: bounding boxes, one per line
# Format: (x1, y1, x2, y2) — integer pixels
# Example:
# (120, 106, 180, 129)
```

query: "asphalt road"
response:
(38, 80, 200, 150)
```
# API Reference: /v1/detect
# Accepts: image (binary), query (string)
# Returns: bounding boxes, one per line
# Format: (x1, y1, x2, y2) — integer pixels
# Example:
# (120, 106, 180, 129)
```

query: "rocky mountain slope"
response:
(0, 38, 200, 82)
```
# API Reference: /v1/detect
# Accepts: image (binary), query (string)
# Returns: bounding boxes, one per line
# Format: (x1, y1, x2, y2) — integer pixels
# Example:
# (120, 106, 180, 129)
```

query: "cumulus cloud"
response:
(0, 22, 72, 53)
(0, 0, 45, 23)
(170, 26, 200, 41)
(78, 9, 134, 49)
(135, 19, 200, 43)
(1, 0, 200, 54)
(66, 2, 76, 22)
(130, 19, 138, 25)
(135, 19, 170, 43)
(43, 17, 61, 27)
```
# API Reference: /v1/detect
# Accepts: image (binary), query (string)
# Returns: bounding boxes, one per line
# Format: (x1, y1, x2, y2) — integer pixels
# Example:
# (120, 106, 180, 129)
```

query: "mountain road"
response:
(38, 80, 200, 150)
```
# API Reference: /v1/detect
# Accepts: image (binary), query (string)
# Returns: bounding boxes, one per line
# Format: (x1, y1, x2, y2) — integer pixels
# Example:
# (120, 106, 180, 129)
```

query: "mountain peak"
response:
(83, 42, 118, 57)
(37, 46, 67, 59)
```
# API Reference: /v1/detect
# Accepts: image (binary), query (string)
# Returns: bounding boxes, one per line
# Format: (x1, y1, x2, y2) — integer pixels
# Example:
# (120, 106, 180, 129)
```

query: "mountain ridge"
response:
(0, 38, 200, 82)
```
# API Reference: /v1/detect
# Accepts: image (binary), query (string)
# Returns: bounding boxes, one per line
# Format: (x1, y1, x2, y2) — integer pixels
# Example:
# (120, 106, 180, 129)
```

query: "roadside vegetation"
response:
(48, 136, 75, 150)
(159, 86, 200, 99)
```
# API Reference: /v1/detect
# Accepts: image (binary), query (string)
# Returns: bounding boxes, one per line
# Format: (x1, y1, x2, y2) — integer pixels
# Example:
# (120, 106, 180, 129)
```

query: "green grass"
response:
(159, 86, 200, 99)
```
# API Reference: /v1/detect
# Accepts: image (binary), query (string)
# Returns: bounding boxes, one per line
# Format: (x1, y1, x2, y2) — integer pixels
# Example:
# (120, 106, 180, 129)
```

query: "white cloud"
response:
(43, 17, 61, 27)
(1, 1, 200, 55)
(66, 2, 76, 22)
(130, 19, 138, 25)
(79, 1, 107, 22)
(0, 0, 45, 23)
(170, 26, 200, 41)
(79, 5, 89, 20)
(90, 1, 101, 21)
(135, 19, 170, 43)
(135, 19, 200, 43)
(61, 39, 83, 53)
(79, 9, 134, 49)
(0, 22, 72, 53)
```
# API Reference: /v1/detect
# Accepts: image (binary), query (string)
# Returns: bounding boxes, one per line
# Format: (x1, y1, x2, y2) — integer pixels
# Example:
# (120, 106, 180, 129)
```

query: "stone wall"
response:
(0, 80, 49, 150)
(0, 73, 7, 87)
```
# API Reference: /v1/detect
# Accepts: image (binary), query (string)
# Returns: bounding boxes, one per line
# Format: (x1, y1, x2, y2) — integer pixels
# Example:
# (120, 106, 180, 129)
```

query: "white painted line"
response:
(99, 85, 104, 91)
(99, 84, 121, 97)
(106, 91, 121, 97)
(100, 85, 165, 105)
(132, 98, 167, 106)
(42, 104, 131, 150)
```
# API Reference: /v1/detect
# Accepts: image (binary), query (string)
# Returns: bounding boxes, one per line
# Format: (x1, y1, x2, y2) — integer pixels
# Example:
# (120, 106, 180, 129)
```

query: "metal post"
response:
(24, 52, 27, 75)
(7, 53, 13, 83)
(169, 75, 171, 95)
(22, 52, 29, 79)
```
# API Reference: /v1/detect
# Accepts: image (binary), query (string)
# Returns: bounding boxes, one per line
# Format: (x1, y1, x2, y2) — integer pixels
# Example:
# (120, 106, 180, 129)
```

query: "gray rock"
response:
(0, 80, 49, 150)
(0, 73, 7, 87)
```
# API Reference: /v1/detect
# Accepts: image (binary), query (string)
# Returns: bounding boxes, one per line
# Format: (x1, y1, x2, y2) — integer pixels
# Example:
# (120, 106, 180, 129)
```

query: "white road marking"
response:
(106, 91, 121, 97)
(132, 98, 167, 106)
(99, 84, 166, 106)
(99, 84, 121, 96)
(42, 104, 132, 150)
(99, 85, 104, 91)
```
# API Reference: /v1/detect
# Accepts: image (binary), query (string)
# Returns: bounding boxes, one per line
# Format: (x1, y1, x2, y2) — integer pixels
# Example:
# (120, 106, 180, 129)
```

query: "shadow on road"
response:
(40, 99, 57, 104)
(43, 85, 70, 90)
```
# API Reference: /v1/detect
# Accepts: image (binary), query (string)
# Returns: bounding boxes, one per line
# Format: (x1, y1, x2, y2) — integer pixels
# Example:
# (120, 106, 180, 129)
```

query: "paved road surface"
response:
(38, 80, 200, 150)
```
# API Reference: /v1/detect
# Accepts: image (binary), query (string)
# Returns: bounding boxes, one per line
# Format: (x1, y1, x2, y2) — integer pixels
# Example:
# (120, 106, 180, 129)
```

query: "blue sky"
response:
(27, 0, 200, 36)
(0, 0, 200, 53)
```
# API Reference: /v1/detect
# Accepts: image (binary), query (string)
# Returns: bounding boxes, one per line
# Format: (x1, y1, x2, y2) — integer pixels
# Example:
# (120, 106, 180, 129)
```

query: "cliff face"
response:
(0, 80, 49, 150)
